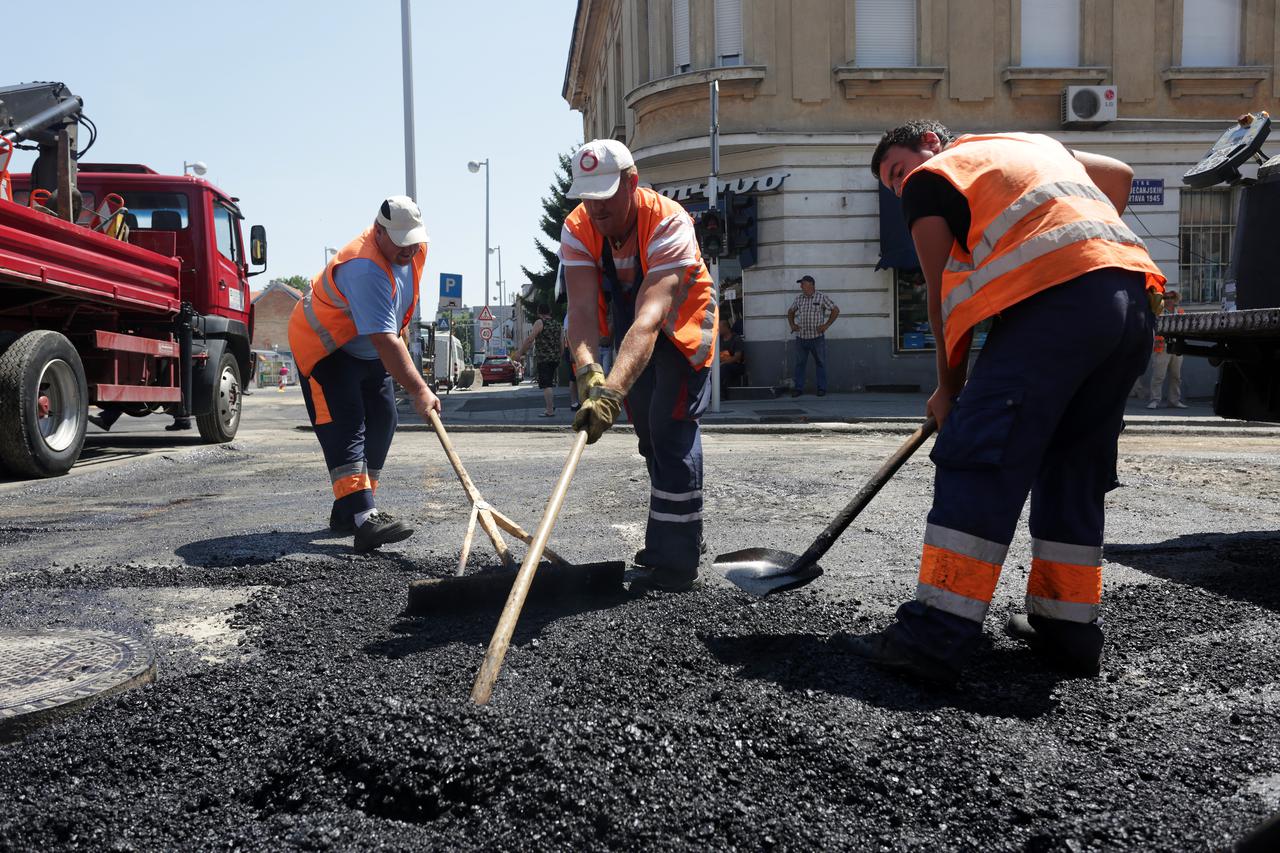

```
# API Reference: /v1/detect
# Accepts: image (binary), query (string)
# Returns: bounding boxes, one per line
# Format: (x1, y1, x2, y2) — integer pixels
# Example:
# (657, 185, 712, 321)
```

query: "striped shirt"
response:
(558, 213, 699, 293)
(789, 291, 837, 339)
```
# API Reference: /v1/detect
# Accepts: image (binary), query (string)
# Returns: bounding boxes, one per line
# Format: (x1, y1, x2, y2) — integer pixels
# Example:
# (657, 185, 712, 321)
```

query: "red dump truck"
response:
(0, 81, 266, 477)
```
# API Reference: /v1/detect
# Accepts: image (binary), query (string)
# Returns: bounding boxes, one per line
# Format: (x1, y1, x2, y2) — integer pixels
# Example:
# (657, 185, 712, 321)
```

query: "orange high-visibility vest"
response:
(563, 188, 718, 369)
(905, 133, 1166, 368)
(288, 227, 425, 377)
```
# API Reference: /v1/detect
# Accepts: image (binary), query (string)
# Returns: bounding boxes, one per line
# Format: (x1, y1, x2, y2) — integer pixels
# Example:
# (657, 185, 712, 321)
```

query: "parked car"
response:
(479, 354, 524, 386)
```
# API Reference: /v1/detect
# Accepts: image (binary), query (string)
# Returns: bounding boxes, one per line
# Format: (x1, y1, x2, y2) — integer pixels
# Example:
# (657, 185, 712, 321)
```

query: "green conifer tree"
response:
(518, 152, 576, 323)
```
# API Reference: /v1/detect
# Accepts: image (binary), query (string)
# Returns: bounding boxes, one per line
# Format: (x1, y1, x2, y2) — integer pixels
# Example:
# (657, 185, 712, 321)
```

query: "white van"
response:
(425, 333, 468, 389)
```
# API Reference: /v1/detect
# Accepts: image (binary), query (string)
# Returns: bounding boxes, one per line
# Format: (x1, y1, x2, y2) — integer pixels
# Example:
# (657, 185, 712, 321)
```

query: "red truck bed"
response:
(0, 198, 181, 315)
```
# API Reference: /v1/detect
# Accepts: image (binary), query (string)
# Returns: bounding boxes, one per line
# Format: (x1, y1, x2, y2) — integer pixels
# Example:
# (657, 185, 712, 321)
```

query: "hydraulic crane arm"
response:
(0, 82, 85, 217)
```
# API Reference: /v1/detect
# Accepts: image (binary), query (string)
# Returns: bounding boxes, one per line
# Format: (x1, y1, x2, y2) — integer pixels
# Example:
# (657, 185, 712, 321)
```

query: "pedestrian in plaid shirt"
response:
(787, 274, 840, 396)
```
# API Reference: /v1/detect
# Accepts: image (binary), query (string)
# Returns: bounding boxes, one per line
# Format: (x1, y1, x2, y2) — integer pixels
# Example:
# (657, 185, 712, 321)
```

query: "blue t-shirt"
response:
(333, 258, 415, 360)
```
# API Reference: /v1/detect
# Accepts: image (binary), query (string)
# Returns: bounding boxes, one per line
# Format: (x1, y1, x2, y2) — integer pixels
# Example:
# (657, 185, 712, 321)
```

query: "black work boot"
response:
(329, 503, 354, 534)
(1005, 614, 1103, 676)
(626, 563, 700, 593)
(633, 539, 707, 567)
(353, 511, 415, 554)
(832, 629, 961, 686)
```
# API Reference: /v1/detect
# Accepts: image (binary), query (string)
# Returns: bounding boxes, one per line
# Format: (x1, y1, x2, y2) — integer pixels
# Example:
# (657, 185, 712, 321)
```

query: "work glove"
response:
(575, 362, 606, 402)
(573, 385, 624, 444)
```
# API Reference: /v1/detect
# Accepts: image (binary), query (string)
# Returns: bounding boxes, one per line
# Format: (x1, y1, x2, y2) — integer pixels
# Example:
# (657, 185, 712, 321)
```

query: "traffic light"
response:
(696, 207, 725, 259)
(723, 190, 758, 268)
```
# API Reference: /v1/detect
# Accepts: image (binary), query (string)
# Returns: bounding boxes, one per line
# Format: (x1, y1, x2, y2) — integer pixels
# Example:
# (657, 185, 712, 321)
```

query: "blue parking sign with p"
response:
(439, 273, 462, 309)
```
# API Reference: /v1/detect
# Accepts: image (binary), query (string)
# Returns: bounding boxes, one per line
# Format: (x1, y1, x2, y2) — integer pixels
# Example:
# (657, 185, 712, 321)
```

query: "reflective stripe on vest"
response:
(907, 133, 1166, 368)
(1026, 536, 1103, 624)
(564, 189, 717, 369)
(915, 523, 1008, 623)
(288, 226, 424, 376)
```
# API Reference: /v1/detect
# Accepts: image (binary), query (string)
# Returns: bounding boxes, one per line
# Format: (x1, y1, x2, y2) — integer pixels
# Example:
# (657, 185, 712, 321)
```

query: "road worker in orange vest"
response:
(288, 196, 440, 553)
(841, 121, 1166, 683)
(561, 139, 718, 592)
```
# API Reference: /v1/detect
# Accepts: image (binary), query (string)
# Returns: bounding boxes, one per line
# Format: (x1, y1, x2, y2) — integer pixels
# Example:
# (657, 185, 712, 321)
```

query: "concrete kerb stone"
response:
(299, 420, 1280, 438)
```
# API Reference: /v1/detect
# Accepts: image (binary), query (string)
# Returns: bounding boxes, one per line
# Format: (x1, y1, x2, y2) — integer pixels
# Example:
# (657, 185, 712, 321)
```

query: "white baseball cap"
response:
(376, 195, 429, 246)
(567, 139, 636, 200)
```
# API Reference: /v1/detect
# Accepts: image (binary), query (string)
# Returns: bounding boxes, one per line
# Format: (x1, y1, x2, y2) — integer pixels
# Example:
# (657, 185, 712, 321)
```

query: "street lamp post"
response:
(489, 245, 503, 307)
(324, 246, 337, 269)
(468, 158, 491, 348)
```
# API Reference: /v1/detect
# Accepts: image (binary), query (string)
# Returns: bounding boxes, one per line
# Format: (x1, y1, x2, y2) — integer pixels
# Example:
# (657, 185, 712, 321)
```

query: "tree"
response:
(518, 152, 576, 324)
(277, 274, 311, 294)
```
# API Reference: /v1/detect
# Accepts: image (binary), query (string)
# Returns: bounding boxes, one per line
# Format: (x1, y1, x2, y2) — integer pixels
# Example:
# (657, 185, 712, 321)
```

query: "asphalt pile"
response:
(0, 546, 1277, 851)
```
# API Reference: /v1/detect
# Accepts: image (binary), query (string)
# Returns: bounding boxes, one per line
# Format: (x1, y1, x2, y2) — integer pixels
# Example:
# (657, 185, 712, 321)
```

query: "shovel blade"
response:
(712, 547, 824, 598)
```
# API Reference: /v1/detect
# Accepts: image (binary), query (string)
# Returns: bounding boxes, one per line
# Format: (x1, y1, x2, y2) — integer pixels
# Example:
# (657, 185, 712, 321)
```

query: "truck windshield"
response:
(119, 191, 189, 229)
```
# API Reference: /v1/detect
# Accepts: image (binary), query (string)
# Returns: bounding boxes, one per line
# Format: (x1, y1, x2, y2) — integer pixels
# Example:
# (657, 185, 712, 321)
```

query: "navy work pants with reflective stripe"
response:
(891, 268, 1155, 664)
(625, 333, 711, 571)
(299, 349, 398, 522)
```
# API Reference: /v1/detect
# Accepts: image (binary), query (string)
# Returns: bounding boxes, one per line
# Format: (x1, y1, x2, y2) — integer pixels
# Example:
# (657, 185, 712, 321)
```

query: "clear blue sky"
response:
(5, 0, 584, 309)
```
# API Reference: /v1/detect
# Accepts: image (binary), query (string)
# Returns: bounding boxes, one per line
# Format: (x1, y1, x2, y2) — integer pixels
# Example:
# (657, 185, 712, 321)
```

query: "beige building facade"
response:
(563, 0, 1280, 394)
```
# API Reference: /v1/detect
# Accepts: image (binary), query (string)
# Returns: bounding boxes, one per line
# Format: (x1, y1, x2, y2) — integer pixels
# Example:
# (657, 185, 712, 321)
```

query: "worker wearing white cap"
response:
(560, 139, 719, 592)
(288, 195, 440, 553)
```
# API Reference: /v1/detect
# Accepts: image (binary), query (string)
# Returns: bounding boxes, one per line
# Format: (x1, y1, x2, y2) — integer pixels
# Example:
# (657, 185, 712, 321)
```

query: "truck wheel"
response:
(196, 352, 242, 443)
(0, 331, 88, 478)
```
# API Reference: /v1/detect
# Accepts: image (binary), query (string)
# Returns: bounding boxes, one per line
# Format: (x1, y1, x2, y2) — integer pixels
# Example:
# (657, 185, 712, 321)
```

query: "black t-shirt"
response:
(900, 171, 971, 253)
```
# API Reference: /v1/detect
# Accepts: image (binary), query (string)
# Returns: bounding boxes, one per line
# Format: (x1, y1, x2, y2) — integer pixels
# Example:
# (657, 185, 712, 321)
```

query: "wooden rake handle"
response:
(471, 429, 590, 705)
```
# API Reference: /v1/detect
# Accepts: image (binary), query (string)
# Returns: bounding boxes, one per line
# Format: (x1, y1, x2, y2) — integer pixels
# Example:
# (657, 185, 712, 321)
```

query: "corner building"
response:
(563, 0, 1280, 395)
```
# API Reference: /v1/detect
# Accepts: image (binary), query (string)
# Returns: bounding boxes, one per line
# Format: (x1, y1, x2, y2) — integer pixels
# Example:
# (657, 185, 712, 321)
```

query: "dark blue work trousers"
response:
(609, 272, 711, 571)
(894, 268, 1156, 662)
(299, 349, 398, 521)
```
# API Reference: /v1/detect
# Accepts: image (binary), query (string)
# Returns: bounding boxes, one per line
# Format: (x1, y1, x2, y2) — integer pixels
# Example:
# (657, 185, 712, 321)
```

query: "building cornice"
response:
(833, 66, 947, 99)
(1161, 66, 1271, 99)
(1000, 66, 1110, 98)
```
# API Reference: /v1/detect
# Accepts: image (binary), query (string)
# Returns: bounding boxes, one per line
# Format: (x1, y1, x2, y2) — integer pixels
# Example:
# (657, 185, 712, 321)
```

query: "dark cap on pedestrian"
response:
(797, 275, 816, 285)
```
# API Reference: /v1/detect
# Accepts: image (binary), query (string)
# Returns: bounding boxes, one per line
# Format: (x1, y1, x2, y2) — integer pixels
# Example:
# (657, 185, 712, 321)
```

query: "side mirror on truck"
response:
(250, 224, 268, 267)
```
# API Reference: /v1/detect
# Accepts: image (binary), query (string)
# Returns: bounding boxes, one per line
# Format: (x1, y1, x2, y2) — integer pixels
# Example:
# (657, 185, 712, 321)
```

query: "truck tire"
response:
(0, 331, 88, 478)
(196, 352, 242, 443)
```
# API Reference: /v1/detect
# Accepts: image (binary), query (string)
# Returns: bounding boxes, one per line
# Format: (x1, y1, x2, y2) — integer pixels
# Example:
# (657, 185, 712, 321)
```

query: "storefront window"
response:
(894, 267, 991, 353)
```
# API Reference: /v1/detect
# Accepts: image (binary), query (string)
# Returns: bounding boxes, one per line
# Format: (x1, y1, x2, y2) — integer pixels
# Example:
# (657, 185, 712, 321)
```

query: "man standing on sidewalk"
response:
(787, 275, 839, 397)
(1148, 288, 1188, 409)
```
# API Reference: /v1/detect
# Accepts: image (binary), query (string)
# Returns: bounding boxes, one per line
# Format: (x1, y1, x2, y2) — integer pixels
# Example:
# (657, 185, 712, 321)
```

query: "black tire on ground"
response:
(196, 352, 242, 443)
(0, 330, 88, 478)
(481, 378, 488, 387)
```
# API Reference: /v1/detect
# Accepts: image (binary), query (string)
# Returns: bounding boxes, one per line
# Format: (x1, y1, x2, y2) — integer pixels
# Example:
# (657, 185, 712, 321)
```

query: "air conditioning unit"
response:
(1061, 85, 1117, 127)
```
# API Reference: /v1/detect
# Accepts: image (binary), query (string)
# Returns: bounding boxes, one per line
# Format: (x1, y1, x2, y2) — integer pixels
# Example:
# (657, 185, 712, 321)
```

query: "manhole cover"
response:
(0, 629, 155, 735)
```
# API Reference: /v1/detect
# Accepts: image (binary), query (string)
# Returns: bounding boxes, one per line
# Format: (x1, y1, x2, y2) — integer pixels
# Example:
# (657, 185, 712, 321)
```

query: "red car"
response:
(479, 355, 524, 386)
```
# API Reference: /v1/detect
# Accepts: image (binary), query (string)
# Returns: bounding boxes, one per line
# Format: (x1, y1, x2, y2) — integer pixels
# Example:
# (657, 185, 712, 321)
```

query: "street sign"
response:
(1128, 179, 1164, 206)
(477, 305, 495, 323)
(480, 327, 493, 342)
(439, 273, 462, 309)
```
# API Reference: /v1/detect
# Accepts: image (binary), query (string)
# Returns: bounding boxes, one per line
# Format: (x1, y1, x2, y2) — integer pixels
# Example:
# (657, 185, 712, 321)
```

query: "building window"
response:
(893, 269, 993, 353)
(715, 0, 743, 66)
(1179, 187, 1238, 304)
(1182, 0, 1241, 66)
(673, 0, 691, 73)
(1020, 0, 1079, 66)
(855, 0, 917, 67)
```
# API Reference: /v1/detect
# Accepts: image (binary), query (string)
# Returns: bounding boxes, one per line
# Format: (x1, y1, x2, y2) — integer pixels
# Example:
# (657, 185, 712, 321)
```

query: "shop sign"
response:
(656, 171, 791, 201)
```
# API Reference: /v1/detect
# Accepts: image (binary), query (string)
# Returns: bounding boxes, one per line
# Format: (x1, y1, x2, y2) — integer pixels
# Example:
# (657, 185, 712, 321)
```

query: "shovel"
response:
(713, 418, 937, 597)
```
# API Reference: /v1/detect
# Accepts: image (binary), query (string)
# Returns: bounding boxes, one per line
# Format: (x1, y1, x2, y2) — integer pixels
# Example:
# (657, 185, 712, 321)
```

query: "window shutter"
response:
(1182, 0, 1241, 66)
(1020, 0, 1080, 66)
(715, 0, 743, 65)
(673, 0, 691, 72)
(855, 0, 917, 68)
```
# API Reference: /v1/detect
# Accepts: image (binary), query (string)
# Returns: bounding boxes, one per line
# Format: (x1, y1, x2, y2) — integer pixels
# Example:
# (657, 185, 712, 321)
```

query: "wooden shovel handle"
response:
(471, 430, 589, 704)
(427, 410, 513, 568)
(790, 418, 937, 575)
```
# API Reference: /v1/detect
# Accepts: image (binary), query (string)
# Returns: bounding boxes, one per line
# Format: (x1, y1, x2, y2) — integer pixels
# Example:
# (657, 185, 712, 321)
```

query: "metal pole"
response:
(484, 160, 491, 350)
(400, 0, 422, 370)
(709, 80, 721, 413)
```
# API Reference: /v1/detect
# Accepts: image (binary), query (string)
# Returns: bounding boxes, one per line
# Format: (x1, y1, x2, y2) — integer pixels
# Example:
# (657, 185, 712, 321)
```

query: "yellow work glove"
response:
(1148, 288, 1165, 316)
(573, 386, 624, 444)
(575, 362, 606, 402)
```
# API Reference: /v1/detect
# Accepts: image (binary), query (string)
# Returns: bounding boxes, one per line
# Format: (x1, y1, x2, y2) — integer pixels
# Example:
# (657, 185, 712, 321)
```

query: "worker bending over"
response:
(562, 139, 718, 592)
(288, 196, 441, 553)
(844, 121, 1165, 682)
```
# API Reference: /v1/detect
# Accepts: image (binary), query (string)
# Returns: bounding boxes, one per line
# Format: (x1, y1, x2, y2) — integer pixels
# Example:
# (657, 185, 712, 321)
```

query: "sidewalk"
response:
(397, 382, 1280, 436)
